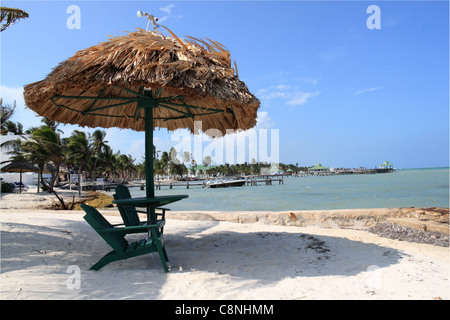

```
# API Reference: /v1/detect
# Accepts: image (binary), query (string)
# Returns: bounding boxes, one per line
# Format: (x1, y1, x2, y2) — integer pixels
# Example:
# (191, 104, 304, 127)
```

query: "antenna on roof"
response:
(137, 11, 159, 31)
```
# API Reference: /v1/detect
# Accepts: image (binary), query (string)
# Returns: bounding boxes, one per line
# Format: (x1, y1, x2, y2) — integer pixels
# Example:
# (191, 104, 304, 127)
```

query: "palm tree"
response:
(160, 151, 170, 175)
(117, 154, 136, 182)
(90, 129, 108, 178)
(0, 138, 26, 166)
(21, 126, 64, 191)
(1, 98, 16, 134)
(41, 117, 64, 134)
(96, 144, 115, 182)
(0, 7, 29, 32)
(136, 158, 145, 180)
(65, 130, 92, 181)
(3, 120, 24, 135)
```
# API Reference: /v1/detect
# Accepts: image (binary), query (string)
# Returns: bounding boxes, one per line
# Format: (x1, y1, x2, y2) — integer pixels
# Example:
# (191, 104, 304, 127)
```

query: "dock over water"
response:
(74, 167, 394, 191)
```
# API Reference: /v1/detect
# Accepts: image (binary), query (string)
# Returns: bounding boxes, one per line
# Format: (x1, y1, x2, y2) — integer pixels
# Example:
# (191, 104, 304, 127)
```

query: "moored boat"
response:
(205, 179, 246, 188)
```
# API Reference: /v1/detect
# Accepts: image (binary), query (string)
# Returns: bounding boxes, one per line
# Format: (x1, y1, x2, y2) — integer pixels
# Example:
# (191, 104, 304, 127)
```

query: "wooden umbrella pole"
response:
(143, 91, 158, 224)
(144, 102, 155, 199)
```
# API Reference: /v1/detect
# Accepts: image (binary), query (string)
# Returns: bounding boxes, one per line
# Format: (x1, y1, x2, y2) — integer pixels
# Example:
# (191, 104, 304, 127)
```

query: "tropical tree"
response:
(90, 129, 108, 178)
(159, 151, 170, 175)
(1, 99, 16, 134)
(0, 138, 26, 164)
(3, 120, 24, 135)
(0, 7, 29, 32)
(117, 154, 136, 181)
(135, 158, 145, 179)
(41, 117, 64, 134)
(21, 126, 64, 191)
(99, 144, 118, 181)
(190, 158, 197, 175)
(65, 130, 92, 180)
(153, 158, 165, 177)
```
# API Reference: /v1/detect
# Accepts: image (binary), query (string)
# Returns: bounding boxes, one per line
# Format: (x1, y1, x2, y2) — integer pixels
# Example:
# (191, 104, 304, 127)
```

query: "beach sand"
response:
(1, 191, 449, 300)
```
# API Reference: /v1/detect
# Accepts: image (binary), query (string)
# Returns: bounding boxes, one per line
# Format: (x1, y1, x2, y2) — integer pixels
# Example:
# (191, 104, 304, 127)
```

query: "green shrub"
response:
(1, 182, 14, 193)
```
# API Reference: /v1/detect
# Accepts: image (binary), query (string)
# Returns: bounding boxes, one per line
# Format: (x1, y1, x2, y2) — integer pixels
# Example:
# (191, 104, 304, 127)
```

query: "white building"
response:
(0, 133, 39, 186)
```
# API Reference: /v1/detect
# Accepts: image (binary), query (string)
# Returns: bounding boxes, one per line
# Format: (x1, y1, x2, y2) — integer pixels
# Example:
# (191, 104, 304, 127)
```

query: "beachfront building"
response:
(379, 161, 393, 169)
(268, 165, 283, 175)
(194, 165, 217, 175)
(308, 163, 330, 174)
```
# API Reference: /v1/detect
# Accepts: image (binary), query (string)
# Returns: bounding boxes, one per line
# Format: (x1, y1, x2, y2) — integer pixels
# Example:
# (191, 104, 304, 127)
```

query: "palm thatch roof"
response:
(0, 160, 39, 173)
(23, 27, 260, 135)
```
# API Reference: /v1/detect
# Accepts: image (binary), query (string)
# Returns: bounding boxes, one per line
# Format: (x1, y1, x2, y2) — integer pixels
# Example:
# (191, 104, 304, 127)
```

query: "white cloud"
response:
(253, 73, 319, 108)
(256, 85, 290, 102)
(286, 91, 320, 106)
(158, 4, 182, 23)
(127, 138, 145, 161)
(256, 84, 319, 107)
(255, 111, 275, 129)
(353, 86, 383, 96)
(160, 4, 175, 14)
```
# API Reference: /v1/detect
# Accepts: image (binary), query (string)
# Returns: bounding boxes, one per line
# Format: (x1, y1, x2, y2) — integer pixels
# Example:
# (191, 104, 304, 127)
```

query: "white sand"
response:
(1, 208, 449, 300)
(0, 189, 87, 210)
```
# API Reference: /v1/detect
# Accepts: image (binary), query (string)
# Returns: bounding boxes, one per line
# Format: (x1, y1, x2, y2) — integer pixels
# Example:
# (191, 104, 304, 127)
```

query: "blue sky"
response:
(1, 1, 448, 169)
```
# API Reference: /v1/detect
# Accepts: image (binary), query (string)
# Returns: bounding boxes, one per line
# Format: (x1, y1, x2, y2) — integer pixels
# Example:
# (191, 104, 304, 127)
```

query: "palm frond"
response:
(0, 7, 29, 32)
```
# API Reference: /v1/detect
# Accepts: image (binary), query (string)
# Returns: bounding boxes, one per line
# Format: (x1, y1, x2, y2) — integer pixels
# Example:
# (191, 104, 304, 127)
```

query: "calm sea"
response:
(130, 167, 449, 211)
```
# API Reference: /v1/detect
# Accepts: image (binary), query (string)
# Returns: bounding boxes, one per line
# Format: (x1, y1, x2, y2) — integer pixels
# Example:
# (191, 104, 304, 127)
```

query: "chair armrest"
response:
(99, 223, 160, 233)
(156, 207, 170, 219)
(157, 207, 170, 212)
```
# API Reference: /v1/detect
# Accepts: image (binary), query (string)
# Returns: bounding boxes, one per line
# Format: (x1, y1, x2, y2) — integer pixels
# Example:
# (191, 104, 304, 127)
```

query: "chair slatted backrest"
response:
(113, 184, 141, 226)
(81, 204, 129, 258)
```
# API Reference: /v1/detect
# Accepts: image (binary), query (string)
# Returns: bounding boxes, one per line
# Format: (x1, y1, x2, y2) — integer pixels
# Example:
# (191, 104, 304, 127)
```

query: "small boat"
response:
(204, 179, 246, 188)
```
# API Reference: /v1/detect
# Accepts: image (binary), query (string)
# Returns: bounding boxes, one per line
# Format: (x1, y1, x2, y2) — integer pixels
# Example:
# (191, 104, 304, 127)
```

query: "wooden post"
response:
(144, 106, 154, 198)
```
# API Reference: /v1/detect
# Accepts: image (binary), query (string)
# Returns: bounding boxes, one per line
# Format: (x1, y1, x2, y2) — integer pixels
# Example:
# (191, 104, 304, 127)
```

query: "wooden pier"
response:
(74, 167, 392, 192)
(151, 175, 284, 189)
(155, 180, 205, 190)
(244, 175, 284, 186)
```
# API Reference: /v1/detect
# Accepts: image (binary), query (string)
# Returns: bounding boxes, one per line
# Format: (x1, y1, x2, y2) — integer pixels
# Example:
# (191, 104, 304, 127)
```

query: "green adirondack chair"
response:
(113, 184, 168, 233)
(81, 204, 169, 272)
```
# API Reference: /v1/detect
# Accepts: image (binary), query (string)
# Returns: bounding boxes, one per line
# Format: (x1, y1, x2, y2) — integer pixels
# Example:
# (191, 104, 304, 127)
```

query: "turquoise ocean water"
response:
(129, 167, 449, 211)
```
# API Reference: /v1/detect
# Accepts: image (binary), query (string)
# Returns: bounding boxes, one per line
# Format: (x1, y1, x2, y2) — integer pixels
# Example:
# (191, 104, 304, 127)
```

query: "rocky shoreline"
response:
(368, 222, 449, 247)
(167, 207, 449, 246)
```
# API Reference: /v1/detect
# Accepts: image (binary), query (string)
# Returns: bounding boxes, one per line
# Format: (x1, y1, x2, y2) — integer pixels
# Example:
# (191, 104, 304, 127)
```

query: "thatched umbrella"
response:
(23, 26, 260, 203)
(0, 160, 39, 193)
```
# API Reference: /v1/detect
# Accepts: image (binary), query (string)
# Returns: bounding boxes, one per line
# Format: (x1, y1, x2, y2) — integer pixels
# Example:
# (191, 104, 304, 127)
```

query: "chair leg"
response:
(157, 246, 170, 273)
(151, 229, 169, 272)
(89, 250, 124, 271)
